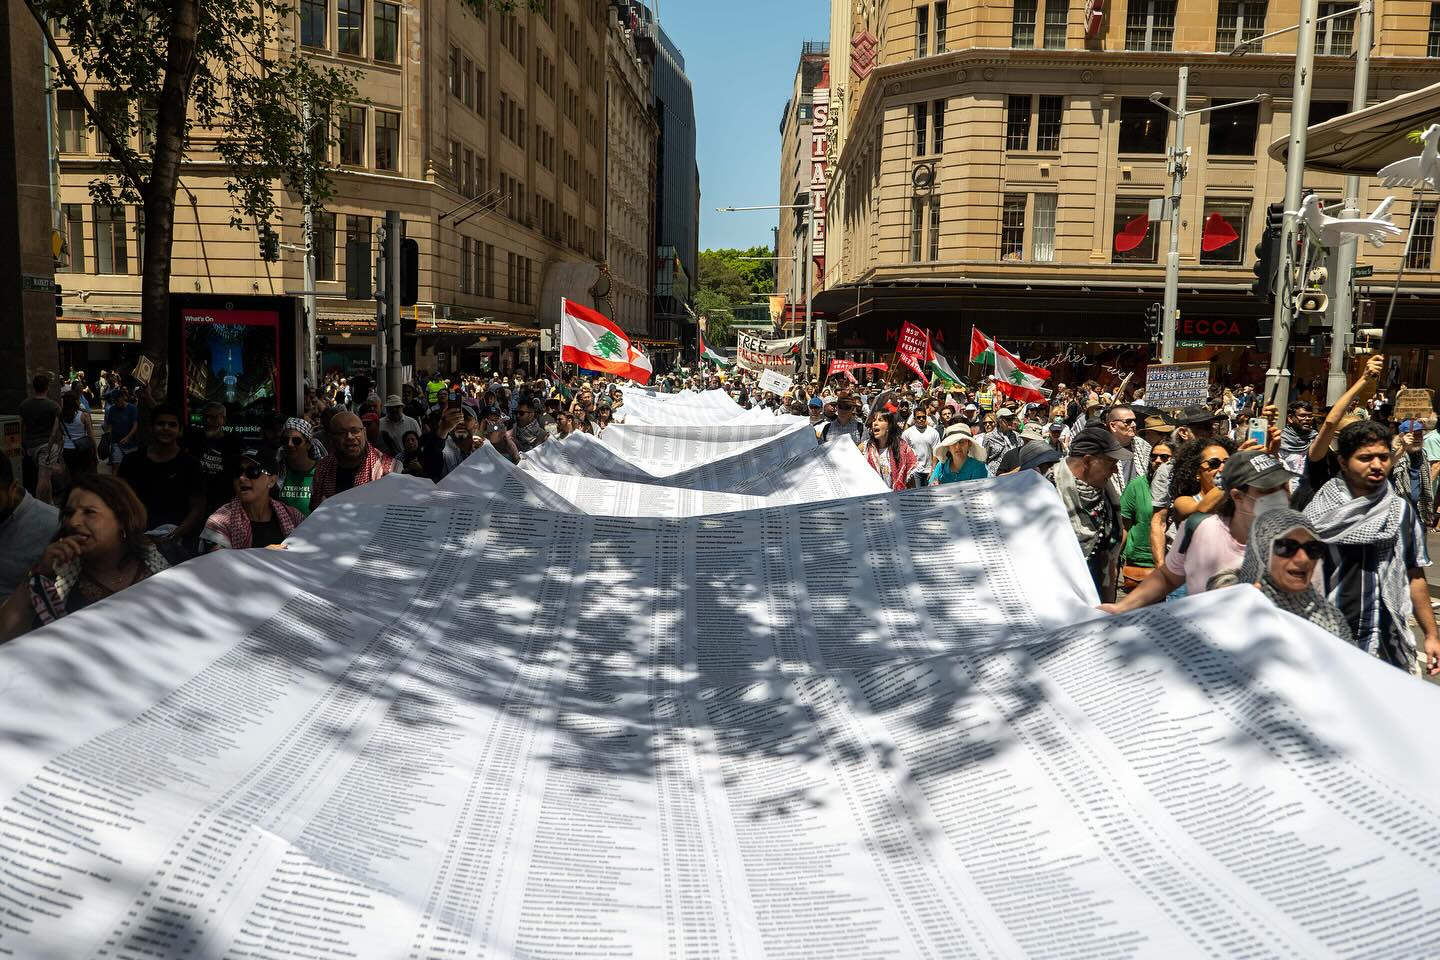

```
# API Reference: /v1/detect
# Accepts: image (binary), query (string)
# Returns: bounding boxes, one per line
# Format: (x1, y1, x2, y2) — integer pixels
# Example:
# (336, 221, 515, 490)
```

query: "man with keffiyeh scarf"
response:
(1278, 401, 1316, 475)
(1303, 419, 1440, 676)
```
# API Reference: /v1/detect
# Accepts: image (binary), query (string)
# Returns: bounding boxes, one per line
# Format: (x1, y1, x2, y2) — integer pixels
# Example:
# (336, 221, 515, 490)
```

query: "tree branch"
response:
(23, 0, 150, 199)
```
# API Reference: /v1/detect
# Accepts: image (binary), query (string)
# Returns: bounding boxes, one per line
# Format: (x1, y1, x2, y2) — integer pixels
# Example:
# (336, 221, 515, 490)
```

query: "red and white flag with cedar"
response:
(560, 298, 650, 383)
(993, 343, 1052, 404)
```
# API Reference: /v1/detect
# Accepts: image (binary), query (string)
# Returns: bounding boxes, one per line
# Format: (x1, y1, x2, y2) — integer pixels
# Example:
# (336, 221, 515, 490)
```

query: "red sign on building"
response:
(1084, 0, 1105, 39)
(84, 322, 131, 337)
(850, 31, 878, 80)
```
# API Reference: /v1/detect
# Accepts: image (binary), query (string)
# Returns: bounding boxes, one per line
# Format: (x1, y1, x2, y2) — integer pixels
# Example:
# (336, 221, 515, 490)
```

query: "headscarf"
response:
(283, 416, 327, 461)
(1241, 508, 1352, 642)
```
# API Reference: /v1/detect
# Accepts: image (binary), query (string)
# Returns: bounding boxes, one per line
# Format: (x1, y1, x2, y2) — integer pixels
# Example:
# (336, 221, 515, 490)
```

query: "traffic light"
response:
(1250, 202, 1284, 303)
(346, 238, 372, 300)
(259, 223, 280, 262)
(54, 284, 62, 318)
(1143, 302, 1163, 340)
(400, 238, 419, 307)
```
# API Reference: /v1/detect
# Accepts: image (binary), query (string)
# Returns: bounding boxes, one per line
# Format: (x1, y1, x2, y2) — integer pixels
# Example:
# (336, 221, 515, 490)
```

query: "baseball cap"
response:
(999, 440, 1063, 475)
(385, 394, 403, 407)
(239, 446, 277, 473)
(1048, 420, 1065, 433)
(1218, 450, 1297, 492)
(1068, 426, 1127, 458)
(808, 396, 824, 408)
(1399, 418, 1425, 432)
(964, 403, 979, 412)
(996, 407, 1017, 419)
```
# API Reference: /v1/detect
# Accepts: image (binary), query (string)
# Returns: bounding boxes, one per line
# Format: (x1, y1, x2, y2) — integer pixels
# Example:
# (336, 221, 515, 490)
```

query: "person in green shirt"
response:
(277, 418, 320, 517)
(426, 375, 447, 406)
(1119, 441, 1173, 582)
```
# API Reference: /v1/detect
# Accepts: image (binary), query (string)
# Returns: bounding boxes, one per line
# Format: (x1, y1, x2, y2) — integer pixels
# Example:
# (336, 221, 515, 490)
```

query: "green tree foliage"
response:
(27, 0, 533, 384)
(696, 246, 777, 348)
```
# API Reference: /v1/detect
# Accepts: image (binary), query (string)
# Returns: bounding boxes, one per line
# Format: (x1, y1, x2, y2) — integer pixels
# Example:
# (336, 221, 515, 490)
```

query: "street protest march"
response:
(1, 375, 1438, 959)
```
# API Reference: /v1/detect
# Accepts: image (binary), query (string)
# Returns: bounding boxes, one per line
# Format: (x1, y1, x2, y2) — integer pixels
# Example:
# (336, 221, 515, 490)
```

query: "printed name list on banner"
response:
(1144, 361, 1212, 410)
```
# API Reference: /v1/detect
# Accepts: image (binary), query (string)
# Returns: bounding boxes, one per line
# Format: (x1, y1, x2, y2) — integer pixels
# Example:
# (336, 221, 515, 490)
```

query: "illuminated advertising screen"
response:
(174, 298, 295, 433)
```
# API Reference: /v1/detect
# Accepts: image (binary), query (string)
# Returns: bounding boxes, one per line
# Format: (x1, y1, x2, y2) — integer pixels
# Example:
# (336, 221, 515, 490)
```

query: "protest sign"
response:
(1144, 361, 1211, 409)
(757, 369, 794, 395)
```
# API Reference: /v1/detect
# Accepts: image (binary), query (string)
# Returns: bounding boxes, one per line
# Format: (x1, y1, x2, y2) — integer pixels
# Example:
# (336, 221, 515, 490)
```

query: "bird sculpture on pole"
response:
(1378, 124, 1440, 192)
(1294, 194, 1402, 250)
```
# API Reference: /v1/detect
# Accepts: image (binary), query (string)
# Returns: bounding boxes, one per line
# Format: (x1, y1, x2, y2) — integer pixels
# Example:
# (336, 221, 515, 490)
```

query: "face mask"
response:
(1250, 489, 1291, 520)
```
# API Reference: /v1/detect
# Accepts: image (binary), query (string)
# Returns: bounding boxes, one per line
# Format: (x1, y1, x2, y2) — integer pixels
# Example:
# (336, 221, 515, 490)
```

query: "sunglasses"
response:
(1110, 417, 1137, 426)
(1272, 538, 1326, 560)
(1201, 457, 1228, 470)
(286, 436, 308, 446)
(1150, 453, 1172, 463)
(238, 464, 271, 480)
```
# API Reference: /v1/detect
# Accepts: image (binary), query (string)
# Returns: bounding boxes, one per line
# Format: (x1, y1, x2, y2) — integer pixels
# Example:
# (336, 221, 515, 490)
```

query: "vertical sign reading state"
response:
(811, 82, 830, 286)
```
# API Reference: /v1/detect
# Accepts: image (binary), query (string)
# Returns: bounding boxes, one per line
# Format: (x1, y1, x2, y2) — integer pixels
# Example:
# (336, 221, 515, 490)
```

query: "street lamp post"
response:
(1147, 82, 1265, 364)
(717, 203, 813, 372)
(1326, 3, 1373, 404)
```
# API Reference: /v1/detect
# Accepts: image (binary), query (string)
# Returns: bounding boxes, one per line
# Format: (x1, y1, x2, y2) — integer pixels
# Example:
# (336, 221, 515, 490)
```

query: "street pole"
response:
(301, 99, 317, 390)
(374, 221, 388, 401)
(1265, 0, 1321, 407)
(1326, 1, 1371, 404)
(1160, 65, 1188, 364)
(385, 210, 403, 400)
(803, 208, 813, 377)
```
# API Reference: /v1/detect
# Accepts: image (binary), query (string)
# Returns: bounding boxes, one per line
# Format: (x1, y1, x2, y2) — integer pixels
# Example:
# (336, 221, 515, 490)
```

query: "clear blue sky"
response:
(657, 1, 828, 252)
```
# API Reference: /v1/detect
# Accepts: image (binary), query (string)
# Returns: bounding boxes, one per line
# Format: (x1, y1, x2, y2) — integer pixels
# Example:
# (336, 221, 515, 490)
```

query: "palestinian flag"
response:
(561, 298, 649, 382)
(698, 325, 733, 367)
(925, 341, 963, 387)
(970, 327, 996, 366)
(994, 346, 1052, 404)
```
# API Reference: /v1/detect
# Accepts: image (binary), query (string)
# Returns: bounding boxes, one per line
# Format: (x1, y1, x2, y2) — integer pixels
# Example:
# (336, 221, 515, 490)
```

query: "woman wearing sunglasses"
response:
(1236, 509, 1351, 641)
(1169, 436, 1238, 524)
(200, 447, 304, 553)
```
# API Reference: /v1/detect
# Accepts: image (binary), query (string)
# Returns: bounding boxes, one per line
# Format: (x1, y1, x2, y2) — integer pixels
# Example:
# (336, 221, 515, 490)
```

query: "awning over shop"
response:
(1266, 81, 1440, 174)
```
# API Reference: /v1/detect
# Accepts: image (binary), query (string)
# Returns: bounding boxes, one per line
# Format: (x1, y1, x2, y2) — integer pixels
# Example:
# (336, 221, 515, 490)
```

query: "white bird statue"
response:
(1378, 124, 1440, 191)
(1294, 194, 1402, 249)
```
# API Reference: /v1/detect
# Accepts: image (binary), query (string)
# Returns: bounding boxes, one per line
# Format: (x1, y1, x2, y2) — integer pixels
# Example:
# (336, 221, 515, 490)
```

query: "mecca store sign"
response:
(1175, 314, 1258, 346)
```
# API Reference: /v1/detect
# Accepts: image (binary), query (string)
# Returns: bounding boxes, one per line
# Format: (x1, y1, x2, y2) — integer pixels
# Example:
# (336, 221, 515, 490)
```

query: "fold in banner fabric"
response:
(2, 403, 1438, 957)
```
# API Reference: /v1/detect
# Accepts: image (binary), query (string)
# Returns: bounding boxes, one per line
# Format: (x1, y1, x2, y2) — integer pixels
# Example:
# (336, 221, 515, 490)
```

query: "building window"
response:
(1043, 0, 1068, 48)
(1199, 201, 1248, 264)
(473, 240, 485, 296)
(1430, 3, 1440, 57)
(1125, 0, 1176, 52)
(94, 91, 128, 156)
(338, 0, 364, 55)
(1032, 193, 1057, 262)
(314, 211, 336, 281)
(1112, 199, 1159, 263)
(59, 204, 85, 272)
(1406, 201, 1437, 270)
(1307, 100, 1349, 126)
(910, 197, 925, 261)
(928, 196, 941, 261)
(932, 100, 946, 153)
(916, 4, 929, 58)
(462, 56, 475, 109)
(301, 0, 327, 49)
(914, 103, 928, 156)
(134, 207, 145, 274)
(935, 2, 948, 53)
(374, 109, 398, 170)
(460, 235, 472, 293)
(1036, 95, 1063, 151)
(1216, 1, 1266, 50)
(93, 205, 128, 274)
(1316, 2, 1355, 55)
(1000, 194, 1026, 261)
(58, 92, 87, 153)
(449, 47, 461, 97)
(1118, 97, 1169, 153)
(1207, 100, 1260, 156)
(339, 105, 365, 165)
(1012, 0, 1037, 47)
(1005, 94, 1032, 151)
(485, 244, 495, 298)
(374, 1, 399, 62)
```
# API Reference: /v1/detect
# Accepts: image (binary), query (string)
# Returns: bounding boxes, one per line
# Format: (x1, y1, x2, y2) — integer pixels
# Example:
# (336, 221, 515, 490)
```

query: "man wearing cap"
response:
(981, 408, 1023, 476)
(820, 396, 865, 446)
(1102, 450, 1297, 613)
(901, 408, 940, 487)
(309, 411, 397, 512)
(1390, 417, 1433, 524)
(1053, 426, 1126, 601)
(806, 396, 827, 436)
(378, 395, 421, 457)
(200, 447, 304, 552)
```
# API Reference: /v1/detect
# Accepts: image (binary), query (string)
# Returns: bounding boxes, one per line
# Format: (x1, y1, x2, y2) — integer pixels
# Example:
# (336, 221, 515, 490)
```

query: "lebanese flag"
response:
(994, 341, 1052, 382)
(625, 343, 653, 385)
(994, 349, 1052, 404)
(561, 298, 636, 377)
(970, 327, 996, 365)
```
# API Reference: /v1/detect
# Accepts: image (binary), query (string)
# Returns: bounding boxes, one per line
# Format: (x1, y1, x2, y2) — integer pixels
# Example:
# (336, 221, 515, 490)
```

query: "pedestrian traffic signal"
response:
(54, 284, 63, 318)
(1251, 202, 1284, 303)
(1142, 303, 1163, 340)
(400, 238, 419, 307)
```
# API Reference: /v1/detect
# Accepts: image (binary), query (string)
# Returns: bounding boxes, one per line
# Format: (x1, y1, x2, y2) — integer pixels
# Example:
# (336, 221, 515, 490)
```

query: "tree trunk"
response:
(139, 0, 200, 396)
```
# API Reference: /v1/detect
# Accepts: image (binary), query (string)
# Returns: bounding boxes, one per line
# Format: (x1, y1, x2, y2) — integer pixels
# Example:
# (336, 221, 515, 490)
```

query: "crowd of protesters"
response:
(2, 356, 1437, 681)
